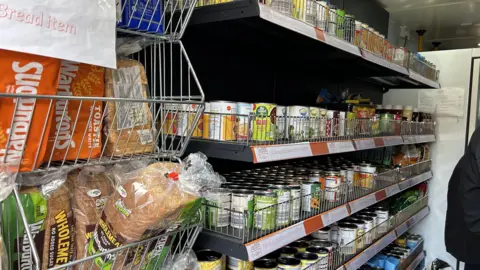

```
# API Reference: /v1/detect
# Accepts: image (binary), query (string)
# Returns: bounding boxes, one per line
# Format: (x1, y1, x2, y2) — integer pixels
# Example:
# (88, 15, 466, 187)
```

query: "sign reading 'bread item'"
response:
(0, 0, 116, 68)
(0, 49, 61, 172)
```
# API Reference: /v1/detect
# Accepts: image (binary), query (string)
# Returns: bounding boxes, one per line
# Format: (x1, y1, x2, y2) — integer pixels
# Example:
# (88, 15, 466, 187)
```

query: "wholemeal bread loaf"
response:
(104, 59, 154, 157)
(88, 161, 198, 269)
(72, 166, 113, 262)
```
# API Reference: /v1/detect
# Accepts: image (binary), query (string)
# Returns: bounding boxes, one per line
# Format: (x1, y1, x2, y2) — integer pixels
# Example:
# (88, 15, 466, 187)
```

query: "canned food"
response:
(209, 101, 237, 141)
(197, 250, 222, 270)
(288, 185, 301, 222)
(276, 105, 288, 139)
(268, 184, 291, 226)
(202, 102, 211, 139)
(356, 216, 374, 245)
(280, 246, 298, 257)
(288, 106, 310, 141)
(163, 103, 189, 136)
(359, 164, 376, 188)
(231, 189, 254, 229)
(344, 14, 355, 43)
(227, 256, 253, 270)
(316, 1, 328, 31)
(338, 223, 357, 255)
(253, 103, 277, 141)
(277, 257, 302, 270)
(375, 207, 389, 234)
(295, 252, 319, 269)
(206, 188, 231, 228)
(336, 8, 345, 39)
(349, 219, 366, 250)
(306, 247, 329, 270)
(309, 107, 321, 139)
(301, 181, 321, 212)
(325, 170, 340, 201)
(254, 190, 277, 230)
(328, 5, 337, 35)
(236, 102, 252, 141)
(253, 258, 277, 270)
(290, 240, 310, 252)
(311, 226, 331, 241)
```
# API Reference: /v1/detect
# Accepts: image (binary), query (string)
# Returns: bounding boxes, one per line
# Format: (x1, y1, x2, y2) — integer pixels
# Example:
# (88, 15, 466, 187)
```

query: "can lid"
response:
(254, 190, 274, 195)
(290, 241, 309, 248)
(306, 247, 330, 254)
(277, 257, 301, 266)
(295, 252, 318, 260)
(232, 189, 254, 195)
(280, 246, 298, 254)
(254, 258, 278, 268)
(338, 222, 358, 229)
(196, 250, 222, 262)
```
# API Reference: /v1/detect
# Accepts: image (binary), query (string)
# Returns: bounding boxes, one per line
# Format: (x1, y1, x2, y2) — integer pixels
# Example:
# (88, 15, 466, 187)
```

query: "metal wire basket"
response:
(116, 0, 199, 40)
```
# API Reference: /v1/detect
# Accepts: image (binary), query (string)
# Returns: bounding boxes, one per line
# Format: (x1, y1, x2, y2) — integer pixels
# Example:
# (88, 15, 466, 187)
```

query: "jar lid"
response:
(393, 105, 403, 110)
(383, 104, 393, 109)
(404, 105, 413, 110)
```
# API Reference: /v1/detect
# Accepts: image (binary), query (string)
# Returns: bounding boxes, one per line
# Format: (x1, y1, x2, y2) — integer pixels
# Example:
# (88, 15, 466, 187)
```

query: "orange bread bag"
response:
(44, 61, 104, 163)
(0, 50, 61, 172)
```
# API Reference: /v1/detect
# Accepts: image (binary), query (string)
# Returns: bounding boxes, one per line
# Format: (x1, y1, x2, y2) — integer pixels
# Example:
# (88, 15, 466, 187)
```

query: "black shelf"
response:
(185, 2, 440, 90)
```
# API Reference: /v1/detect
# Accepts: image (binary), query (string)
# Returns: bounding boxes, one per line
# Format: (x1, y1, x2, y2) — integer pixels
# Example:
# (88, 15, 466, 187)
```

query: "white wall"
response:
(383, 49, 475, 268)
(387, 18, 419, 53)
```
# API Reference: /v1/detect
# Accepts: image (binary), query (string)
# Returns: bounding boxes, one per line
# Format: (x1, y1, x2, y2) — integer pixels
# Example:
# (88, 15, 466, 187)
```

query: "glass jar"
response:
(392, 105, 403, 121)
(402, 106, 413, 121)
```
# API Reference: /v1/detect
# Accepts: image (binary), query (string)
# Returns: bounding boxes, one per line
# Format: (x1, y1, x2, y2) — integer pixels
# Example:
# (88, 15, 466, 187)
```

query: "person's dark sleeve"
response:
(464, 133, 480, 233)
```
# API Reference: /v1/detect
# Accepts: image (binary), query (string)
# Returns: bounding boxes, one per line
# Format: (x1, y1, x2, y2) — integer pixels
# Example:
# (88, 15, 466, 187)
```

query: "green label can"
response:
(252, 103, 277, 141)
(301, 181, 321, 212)
(269, 185, 291, 226)
(254, 191, 277, 230)
(206, 188, 231, 228)
(230, 190, 254, 229)
(288, 185, 301, 222)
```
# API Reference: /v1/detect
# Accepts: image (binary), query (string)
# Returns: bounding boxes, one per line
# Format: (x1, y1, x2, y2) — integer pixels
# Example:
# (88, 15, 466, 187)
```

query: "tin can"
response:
(288, 106, 310, 141)
(309, 107, 321, 139)
(311, 226, 331, 241)
(277, 257, 302, 270)
(301, 181, 321, 212)
(357, 216, 374, 245)
(236, 102, 252, 141)
(349, 219, 366, 250)
(328, 5, 337, 35)
(359, 212, 378, 229)
(306, 247, 329, 270)
(253, 258, 277, 270)
(288, 185, 302, 222)
(344, 14, 355, 43)
(345, 167, 354, 185)
(336, 8, 345, 39)
(292, 0, 305, 19)
(276, 105, 287, 139)
(338, 223, 357, 255)
(268, 184, 291, 226)
(280, 246, 298, 257)
(290, 241, 310, 252)
(254, 190, 277, 230)
(380, 113, 394, 135)
(310, 240, 335, 265)
(253, 103, 277, 141)
(316, 1, 328, 31)
(367, 27, 375, 51)
(231, 189, 254, 229)
(352, 164, 361, 186)
(361, 23, 369, 50)
(346, 111, 355, 136)
(319, 108, 327, 137)
(227, 256, 253, 270)
(197, 250, 223, 270)
(188, 104, 203, 138)
(339, 168, 346, 183)
(338, 111, 346, 136)
(325, 170, 340, 201)
(295, 252, 319, 269)
(375, 207, 389, 234)
(209, 101, 237, 141)
(354, 20, 362, 46)
(360, 164, 376, 188)
(163, 103, 189, 136)
(206, 188, 231, 228)
(309, 169, 322, 182)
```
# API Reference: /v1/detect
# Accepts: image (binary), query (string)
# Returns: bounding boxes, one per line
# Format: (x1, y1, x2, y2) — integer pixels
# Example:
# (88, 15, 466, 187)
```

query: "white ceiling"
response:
(378, 0, 480, 50)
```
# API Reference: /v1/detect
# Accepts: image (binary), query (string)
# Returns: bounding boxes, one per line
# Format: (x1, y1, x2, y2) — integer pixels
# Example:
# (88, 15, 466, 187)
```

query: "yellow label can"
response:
(252, 103, 277, 141)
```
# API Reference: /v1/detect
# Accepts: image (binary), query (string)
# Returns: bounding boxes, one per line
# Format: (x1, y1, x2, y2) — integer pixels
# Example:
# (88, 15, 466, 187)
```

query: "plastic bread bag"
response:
(2, 170, 74, 270)
(0, 233, 7, 270)
(71, 166, 114, 262)
(162, 250, 200, 270)
(88, 153, 223, 269)
(0, 163, 18, 202)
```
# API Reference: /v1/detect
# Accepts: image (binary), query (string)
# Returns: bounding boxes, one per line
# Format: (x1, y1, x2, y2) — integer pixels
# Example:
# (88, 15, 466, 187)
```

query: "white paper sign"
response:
(0, 0, 116, 68)
(418, 87, 465, 117)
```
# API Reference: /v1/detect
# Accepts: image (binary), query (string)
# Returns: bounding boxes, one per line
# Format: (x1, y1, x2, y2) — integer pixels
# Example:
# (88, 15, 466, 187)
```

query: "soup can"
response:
(277, 257, 301, 270)
(288, 185, 302, 222)
(253, 103, 277, 141)
(209, 101, 237, 140)
(254, 190, 277, 230)
(309, 107, 321, 139)
(288, 106, 310, 141)
(276, 105, 288, 139)
(231, 189, 254, 229)
(357, 215, 374, 245)
(290, 241, 310, 253)
(306, 247, 329, 270)
(375, 207, 389, 234)
(236, 102, 252, 141)
(189, 104, 203, 138)
(319, 108, 328, 137)
(311, 226, 331, 241)
(268, 184, 291, 226)
(360, 164, 376, 188)
(206, 188, 231, 228)
(295, 252, 319, 269)
(280, 246, 298, 258)
(338, 223, 357, 255)
(301, 180, 321, 212)
(197, 250, 222, 270)
(253, 258, 277, 270)
(227, 256, 253, 270)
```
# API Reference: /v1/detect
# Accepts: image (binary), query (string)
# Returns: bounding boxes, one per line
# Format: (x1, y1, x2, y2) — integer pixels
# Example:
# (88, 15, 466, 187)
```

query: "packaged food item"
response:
(2, 171, 74, 270)
(72, 166, 113, 261)
(209, 101, 237, 141)
(0, 50, 62, 171)
(253, 103, 277, 141)
(197, 250, 222, 270)
(87, 153, 223, 269)
(104, 59, 154, 156)
(202, 102, 211, 139)
(45, 61, 104, 163)
(276, 105, 287, 140)
(236, 102, 252, 140)
(288, 106, 310, 140)
(117, 0, 164, 34)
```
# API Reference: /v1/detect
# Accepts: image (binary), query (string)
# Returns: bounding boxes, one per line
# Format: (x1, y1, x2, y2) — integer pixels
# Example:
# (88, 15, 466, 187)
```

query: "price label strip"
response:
(398, 179, 412, 190)
(354, 139, 376, 150)
(327, 141, 356, 154)
(385, 184, 401, 197)
(349, 194, 377, 214)
(383, 136, 404, 146)
(321, 206, 349, 226)
(252, 143, 313, 163)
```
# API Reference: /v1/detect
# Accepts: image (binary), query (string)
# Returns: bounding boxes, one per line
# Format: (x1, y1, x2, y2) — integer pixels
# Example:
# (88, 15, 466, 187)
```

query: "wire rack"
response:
(191, 111, 435, 146)
(116, 0, 199, 41)
(202, 160, 431, 243)
(1, 41, 204, 175)
(306, 195, 429, 270)
(1, 186, 203, 270)
(406, 53, 439, 82)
